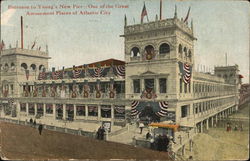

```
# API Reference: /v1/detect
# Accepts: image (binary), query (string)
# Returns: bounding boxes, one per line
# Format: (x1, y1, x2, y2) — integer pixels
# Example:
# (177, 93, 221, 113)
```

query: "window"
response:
(21, 63, 27, 70)
(56, 104, 63, 119)
(178, 44, 182, 53)
(20, 103, 26, 112)
(28, 103, 35, 115)
(37, 103, 44, 115)
(114, 81, 125, 94)
(88, 105, 98, 116)
(181, 105, 188, 118)
(133, 79, 140, 93)
(159, 43, 170, 54)
(145, 45, 154, 55)
(145, 79, 154, 91)
(101, 105, 111, 118)
(114, 106, 125, 119)
(159, 78, 167, 93)
(184, 83, 187, 93)
(30, 64, 36, 71)
(131, 47, 140, 57)
(46, 104, 53, 114)
(76, 105, 85, 116)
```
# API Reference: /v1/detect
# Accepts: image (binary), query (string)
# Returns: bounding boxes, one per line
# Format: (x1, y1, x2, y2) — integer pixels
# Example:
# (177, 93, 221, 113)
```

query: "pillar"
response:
(215, 114, 218, 124)
(200, 122, 203, 133)
(98, 105, 101, 120)
(181, 145, 185, 156)
(43, 104, 46, 117)
(63, 104, 66, 120)
(73, 104, 76, 120)
(111, 105, 114, 125)
(211, 117, 214, 127)
(16, 101, 20, 119)
(26, 103, 29, 116)
(53, 104, 56, 120)
(206, 119, 209, 130)
(34, 103, 37, 116)
(189, 139, 193, 152)
(85, 105, 88, 118)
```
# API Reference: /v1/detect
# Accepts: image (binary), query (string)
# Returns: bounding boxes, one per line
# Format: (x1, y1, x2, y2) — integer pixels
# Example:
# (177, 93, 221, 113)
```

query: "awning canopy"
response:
(149, 123, 179, 132)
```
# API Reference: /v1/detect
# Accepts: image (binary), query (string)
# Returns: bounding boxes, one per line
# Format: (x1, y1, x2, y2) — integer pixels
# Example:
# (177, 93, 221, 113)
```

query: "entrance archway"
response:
(139, 106, 160, 123)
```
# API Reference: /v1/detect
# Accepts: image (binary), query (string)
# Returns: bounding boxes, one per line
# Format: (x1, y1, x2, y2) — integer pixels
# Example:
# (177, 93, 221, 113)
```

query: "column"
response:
(53, 104, 56, 120)
(111, 105, 114, 125)
(73, 104, 76, 120)
(215, 114, 218, 124)
(63, 104, 66, 120)
(181, 145, 185, 156)
(206, 119, 209, 130)
(155, 78, 159, 94)
(98, 105, 101, 120)
(16, 101, 20, 119)
(26, 103, 29, 116)
(34, 103, 37, 116)
(43, 104, 46, 117)
(85, 105, 88, 119)
(211, 117, 214, 127)
(200, 122, 203, 133)
(189, 139, 193, 152)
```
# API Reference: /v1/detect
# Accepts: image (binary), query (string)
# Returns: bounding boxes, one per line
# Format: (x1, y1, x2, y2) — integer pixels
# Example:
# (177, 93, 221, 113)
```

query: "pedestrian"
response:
(226, 122, 231, 132)
(97, 126, 101, 140)
(234, 125, 238, 131)
(146, 131, 151, 140)
(29, 118, 33, 125)
(33, 119, 36, 127)
(139, 122, 144, 134)
(240, 124, 243, 131)
(150, 136, 155, 150)
(100, 126, 105, 140)
(38, 124, 43, 135)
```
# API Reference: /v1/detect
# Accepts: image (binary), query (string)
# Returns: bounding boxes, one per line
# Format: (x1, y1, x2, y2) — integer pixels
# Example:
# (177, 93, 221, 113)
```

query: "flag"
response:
(184, 7, 191, 23)
(31, 41, 36, 49)
(141, 3, 148, 23)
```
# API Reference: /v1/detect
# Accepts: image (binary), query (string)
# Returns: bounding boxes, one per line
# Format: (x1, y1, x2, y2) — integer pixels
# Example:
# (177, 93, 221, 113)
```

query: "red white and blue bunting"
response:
(178, 62, 192, 84)
(130, 100, 169, 117)
(114, 65, 125, 77)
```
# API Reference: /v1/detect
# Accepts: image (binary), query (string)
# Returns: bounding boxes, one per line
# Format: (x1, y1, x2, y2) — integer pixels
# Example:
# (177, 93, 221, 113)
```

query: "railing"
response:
(0, 117, 95, 138)
(21, 92, 125, 99)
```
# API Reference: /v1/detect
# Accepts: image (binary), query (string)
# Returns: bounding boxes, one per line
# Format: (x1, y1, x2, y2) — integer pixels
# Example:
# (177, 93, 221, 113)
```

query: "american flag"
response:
(141, 3, 148, 23)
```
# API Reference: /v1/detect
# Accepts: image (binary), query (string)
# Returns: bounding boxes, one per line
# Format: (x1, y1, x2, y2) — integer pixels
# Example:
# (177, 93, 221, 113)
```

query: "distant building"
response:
(0, 6, 243, 132)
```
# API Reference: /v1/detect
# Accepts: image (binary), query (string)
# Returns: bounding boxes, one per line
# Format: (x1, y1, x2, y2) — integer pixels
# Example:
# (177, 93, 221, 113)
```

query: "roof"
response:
(82, 58, 125, 68)
(149, 123, 180, 132)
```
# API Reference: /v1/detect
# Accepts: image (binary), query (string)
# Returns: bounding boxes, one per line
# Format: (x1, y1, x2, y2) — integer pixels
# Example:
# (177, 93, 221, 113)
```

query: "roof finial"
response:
(174, 5, 177, 18)
(124, 14, 127, 26)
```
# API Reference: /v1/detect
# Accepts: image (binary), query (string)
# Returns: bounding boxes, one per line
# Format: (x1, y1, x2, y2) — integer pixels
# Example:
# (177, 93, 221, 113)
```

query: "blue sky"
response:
(1, 0, 249, 83)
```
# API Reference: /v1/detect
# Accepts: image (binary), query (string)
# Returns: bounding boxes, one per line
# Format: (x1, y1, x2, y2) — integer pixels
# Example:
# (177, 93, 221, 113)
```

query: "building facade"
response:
(0, 8, 242, 132)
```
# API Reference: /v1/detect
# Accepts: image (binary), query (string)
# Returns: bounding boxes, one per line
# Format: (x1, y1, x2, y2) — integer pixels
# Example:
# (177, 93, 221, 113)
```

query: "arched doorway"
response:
(139, 106, 160, 123)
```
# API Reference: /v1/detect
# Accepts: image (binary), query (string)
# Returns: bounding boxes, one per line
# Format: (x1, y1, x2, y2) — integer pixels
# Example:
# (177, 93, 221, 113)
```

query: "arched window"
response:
(159, 43, 170, 54)
(11, 63, 15, 70)
(21, 63, 28, 70)
(30, 64, 36, 71)
(4, 63, 9, 71)
(183, 47, 187, 55)
(130, 47, 140, 57)
(39, 65, 45, 71)
(188, 50, 192, 60)
(178, 44, 182, 53)
(145, 45, 154, 54)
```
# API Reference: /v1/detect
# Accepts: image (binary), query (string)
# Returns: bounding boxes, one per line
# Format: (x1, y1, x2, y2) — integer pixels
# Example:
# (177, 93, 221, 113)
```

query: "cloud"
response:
(1, 9, 16, 26)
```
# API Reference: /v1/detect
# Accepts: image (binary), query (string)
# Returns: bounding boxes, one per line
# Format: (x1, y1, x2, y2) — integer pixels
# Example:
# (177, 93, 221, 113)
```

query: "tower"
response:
(122, 6, 196, 103)
(0, 48, 50, 98)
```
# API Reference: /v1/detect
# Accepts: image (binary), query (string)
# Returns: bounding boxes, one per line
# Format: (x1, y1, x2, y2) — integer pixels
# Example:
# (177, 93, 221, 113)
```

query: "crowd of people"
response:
(226, 122, 243, 132)
(146, 131, 172, 152)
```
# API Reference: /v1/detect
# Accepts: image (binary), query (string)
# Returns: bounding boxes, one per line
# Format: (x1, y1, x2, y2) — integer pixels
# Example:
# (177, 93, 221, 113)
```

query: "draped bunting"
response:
(38, 72, 46, 80)
(178, 62, 192, 84)
(37, 103, 43, 109)
(73, 68, 82, 78)
(115, 106, 125, 113)
(141, 89, 157, 99)
(101, 105, 111, 112)
(88, 67, 110, 77)
(114, 65, 125, 77)
(88, 106, 98, 112)
(130, 100, 169, 117)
